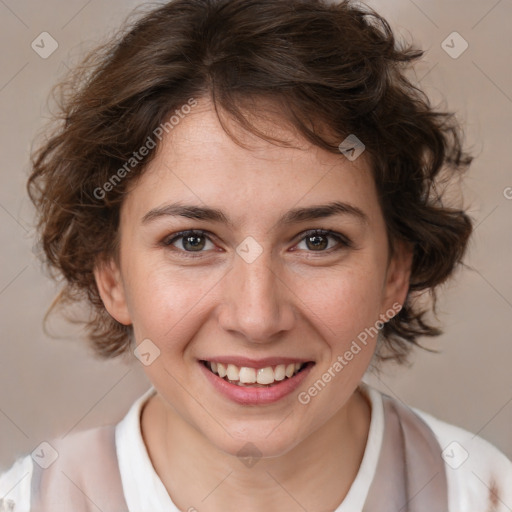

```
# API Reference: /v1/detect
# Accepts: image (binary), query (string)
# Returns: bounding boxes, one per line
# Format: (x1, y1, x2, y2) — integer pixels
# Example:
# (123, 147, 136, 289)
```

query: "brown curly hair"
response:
(27, 0, 473, 363)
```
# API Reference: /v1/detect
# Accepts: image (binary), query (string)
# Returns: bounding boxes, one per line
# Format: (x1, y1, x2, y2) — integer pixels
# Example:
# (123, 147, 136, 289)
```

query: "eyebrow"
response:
(141, 201, 369, 227)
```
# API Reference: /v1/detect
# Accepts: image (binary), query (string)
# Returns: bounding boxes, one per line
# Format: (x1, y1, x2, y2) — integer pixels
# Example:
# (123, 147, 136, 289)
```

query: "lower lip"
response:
(198, 361, 314, 405)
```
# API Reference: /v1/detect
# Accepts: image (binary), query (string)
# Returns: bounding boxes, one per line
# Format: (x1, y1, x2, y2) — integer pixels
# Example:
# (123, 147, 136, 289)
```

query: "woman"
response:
(1, 0, 510, 510)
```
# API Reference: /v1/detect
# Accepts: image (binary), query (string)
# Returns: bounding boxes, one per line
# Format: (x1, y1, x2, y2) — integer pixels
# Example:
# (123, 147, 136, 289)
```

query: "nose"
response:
(217, 250, 296, 343)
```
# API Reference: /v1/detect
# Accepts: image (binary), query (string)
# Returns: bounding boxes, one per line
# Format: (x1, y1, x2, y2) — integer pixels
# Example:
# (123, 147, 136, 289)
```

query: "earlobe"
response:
(93, 258, 132, 326)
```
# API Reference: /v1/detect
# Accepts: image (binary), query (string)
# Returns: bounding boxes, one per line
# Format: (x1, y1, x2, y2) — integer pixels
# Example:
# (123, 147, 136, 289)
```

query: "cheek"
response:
(123, 257, 217, 345)
(297, 263, 384, 345)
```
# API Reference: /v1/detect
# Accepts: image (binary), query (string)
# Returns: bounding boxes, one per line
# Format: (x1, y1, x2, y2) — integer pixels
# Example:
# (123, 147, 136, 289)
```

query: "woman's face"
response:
(95, 99, 411, 458)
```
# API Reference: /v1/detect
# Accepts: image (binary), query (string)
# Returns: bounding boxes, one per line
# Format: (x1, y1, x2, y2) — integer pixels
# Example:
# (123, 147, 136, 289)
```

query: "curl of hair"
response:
(27, 0, 473, 363)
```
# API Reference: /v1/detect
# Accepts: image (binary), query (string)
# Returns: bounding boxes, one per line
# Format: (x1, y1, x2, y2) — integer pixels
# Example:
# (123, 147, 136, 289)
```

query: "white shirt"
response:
(1, 382, 511, 511)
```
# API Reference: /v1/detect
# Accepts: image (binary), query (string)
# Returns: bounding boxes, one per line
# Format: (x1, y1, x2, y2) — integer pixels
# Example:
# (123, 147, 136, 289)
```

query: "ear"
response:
(93, 258, 132, 325)
(381, 239, 414, 314)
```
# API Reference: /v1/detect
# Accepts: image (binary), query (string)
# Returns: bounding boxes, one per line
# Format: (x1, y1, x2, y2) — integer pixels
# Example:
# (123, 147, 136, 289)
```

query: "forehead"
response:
(121, 98, 381, 228)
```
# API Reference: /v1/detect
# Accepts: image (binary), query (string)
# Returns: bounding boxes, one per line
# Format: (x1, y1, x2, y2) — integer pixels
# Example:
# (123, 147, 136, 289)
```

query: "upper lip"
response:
(199, 356, 314, 368)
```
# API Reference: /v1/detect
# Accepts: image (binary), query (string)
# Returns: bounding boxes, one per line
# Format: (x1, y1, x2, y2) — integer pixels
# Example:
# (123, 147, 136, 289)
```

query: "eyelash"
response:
(162, 229, 353, 259)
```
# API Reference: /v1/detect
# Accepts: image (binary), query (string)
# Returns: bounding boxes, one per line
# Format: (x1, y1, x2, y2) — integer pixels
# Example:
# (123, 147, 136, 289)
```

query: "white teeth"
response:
(226, 364, 239, 381)
(274, 364, 286, 381)
(217, 362, 227, 378)
(256, 367, 275, 385)
(206, 360, 306, 385)
(239, 367, 256, 384)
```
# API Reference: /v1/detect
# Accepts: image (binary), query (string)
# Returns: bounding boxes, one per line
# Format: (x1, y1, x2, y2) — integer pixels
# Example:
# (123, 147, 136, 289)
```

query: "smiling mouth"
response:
(201, 360, 313, 387)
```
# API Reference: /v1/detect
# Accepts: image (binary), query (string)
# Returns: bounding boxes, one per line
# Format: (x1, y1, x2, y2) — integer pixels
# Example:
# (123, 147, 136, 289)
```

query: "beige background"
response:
(0, 0, 511, 471)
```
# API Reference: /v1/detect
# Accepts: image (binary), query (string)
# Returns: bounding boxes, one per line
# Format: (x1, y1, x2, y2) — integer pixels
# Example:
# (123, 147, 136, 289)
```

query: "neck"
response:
(141, 387, 371, 512)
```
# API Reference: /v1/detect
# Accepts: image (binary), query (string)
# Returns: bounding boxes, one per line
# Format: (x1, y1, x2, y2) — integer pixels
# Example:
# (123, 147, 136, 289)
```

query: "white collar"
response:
(115, 381, 384, 512)
(115, 386, 177, 511)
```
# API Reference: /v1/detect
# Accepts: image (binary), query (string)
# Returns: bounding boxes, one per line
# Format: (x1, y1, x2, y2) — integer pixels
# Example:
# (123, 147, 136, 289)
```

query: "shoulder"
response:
(412, 406, 512, 512)
(0, 455, 33, 512)
(0, 425, 119, 512)
(0, 388, 155, 512)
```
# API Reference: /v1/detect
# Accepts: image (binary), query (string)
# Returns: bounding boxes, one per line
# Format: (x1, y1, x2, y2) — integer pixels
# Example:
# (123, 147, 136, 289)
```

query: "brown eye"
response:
(305, 233, 329, 251)
(164, 230, 215, 254)
(295, 229, 352, 252)
(180, 233, 206, 251)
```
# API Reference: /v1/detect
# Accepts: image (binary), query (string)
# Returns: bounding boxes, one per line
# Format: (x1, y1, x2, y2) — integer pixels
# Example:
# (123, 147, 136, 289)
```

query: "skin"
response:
(94, 97, 412, 511)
